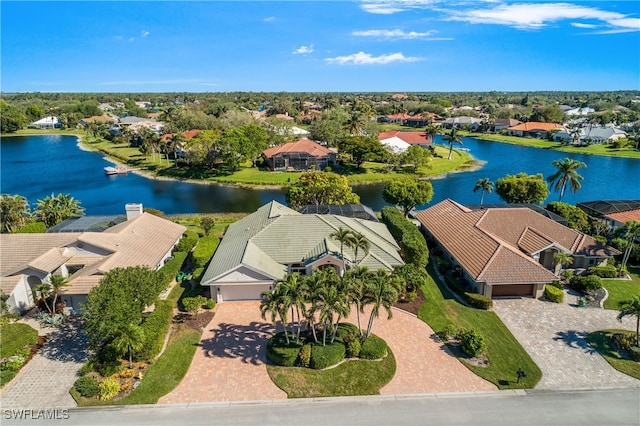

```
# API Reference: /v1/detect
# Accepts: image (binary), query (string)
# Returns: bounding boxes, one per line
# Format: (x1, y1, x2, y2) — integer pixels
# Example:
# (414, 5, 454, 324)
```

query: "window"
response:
(288, 263, 306, 275)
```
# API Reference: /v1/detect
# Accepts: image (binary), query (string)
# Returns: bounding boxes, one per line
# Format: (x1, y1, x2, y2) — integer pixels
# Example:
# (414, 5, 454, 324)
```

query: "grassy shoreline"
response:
(457, 131, 640, 159)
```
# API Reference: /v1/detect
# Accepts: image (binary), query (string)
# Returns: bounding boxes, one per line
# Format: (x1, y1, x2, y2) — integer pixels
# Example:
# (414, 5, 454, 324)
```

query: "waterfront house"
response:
(416, 199, 619, 298)
(262, 138, 336, 171)
(577, 200, 640, 231)
(553, 125, 627, 145)
(28, 116, 60, 129)
(200, 201, 403, 302)
(442, 116, 482, 130)
(0, 204, 185, 314)
(507, 122, 564, 138)
(493, 118, 521, 132)
(379, 130, 432, 153)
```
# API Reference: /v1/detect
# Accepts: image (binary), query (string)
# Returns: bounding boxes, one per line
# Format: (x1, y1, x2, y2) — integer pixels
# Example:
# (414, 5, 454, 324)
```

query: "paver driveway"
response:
(161, 302, 494, 403)
(493, 294, 640, 390)
(0, 318, 89, 409)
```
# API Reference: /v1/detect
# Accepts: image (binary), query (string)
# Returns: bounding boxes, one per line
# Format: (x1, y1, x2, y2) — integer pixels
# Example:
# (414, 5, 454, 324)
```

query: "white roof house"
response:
(28, 116, 59, 129)
(380, 136, 411, 153)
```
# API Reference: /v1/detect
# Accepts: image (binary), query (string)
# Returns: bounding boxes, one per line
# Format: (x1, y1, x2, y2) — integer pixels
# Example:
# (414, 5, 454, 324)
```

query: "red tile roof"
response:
(605, 208, 640, 225)
(161, 129, 200, 141)
(379, 131, 432, 145)
(508, 122, 564, 132)
(262, 138, 333, 158)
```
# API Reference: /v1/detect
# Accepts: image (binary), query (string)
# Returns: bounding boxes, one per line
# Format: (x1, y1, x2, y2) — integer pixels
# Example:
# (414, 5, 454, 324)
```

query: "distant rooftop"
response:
(46, 215, 127, 233)
(577, 200, 640, 217)
(465, 204, 568, 226)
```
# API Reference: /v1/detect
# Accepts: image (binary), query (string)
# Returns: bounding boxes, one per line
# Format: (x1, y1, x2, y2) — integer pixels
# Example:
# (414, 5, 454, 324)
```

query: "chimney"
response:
(125, 203, 143, 220)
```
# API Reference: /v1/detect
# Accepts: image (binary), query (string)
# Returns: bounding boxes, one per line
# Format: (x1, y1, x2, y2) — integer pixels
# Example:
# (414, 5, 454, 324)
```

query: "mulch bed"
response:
(393, 287, 426, 316)
(173, 311, 215, 332)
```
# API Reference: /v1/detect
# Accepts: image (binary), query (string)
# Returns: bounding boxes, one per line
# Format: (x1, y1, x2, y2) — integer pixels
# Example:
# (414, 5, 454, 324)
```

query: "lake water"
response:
(1, 134, 638, 214)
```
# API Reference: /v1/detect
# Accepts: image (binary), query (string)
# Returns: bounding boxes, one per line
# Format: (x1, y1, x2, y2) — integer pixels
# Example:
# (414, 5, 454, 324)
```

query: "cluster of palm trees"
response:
(33, 275, 70, 315)
(329, 227, 371, 272)
(260, 266, 401, 348)
(1, 192, 84, 232)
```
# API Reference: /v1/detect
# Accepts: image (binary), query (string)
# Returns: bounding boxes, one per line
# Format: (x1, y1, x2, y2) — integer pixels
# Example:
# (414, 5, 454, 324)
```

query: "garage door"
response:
(219, 284, 271, 301)
(491, 284, 535, 298)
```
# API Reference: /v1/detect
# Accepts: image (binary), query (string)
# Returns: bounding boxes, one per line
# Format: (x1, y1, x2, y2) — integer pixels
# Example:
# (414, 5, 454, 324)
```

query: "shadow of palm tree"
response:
(199, 321, 277, 365)
(552, 330, 596, 354)
(40, 319, 90, 363)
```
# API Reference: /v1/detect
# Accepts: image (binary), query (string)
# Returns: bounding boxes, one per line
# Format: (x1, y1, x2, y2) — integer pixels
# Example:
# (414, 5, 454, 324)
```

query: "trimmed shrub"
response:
(309, 342, 346, 369)
(334, 323, 360, 343)
(550, 280, 564, 289)
(613, 333, 636, 351)
(192, 267, 205, 282)
(459, 329, 486, 357)
(544, 285, 564, 303)
(140, 300, 173, 360)
(266, 333, 303, 367)
(381, 207, 429, 266)
(159, 252, 187, 285)
(74, 376, 100, 398)
(343, 333, 361, 358)
(299, 344, 311, 368)
(630, 346, 640, 362)
(204, 299, 216, 309)
(359, 335, 388, 360)
(570, 275, 602, 292)
(98, 377, 121, 401)
(176, 231, 198, 253)
(463, 292, 493, 310)
(192, 236, 220, 268)
(586, 266, 617, 278)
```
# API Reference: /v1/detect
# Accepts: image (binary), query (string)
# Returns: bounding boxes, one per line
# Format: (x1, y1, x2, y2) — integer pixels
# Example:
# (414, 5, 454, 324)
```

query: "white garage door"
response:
(219, 284, 271, 301)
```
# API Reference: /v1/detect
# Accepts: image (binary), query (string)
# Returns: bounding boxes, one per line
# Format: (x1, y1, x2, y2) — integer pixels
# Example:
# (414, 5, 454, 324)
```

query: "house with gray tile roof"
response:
(416, 199, 619, 298)
(201, 201, 404, 302)
(553, 125, 627, 145)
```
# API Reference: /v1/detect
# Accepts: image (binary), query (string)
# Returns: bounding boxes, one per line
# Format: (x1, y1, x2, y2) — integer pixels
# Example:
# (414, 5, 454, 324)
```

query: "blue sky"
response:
(2, 1, 639, 92)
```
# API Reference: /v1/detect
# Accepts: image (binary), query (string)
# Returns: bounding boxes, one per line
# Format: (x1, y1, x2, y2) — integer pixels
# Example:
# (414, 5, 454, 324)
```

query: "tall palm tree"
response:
(344, 266, 370, 337)
(347, 232, 371, 266)
(473, 178, 494, 205)
(49, 275, 70, 313)
(425, 124, 440, 144)
(620, 220, 640, 276)
(363, 270, 399, 338)
(443, 128, 463, 160)
(618, 295, 640, 347)
(279, 272, 305, 342)
(260, 284, 291, 344)
(553, 251, 574, 275)
(112, 323, 145, 369)
(330, 227, 353, 275)
(546, 158, 587, 202)
(344, 111, 365, 136)
(302, 271, 326, 344)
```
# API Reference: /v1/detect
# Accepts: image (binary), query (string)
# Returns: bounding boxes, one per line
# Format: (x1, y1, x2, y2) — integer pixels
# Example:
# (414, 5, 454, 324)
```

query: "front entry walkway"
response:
(493, 296, 640, 390)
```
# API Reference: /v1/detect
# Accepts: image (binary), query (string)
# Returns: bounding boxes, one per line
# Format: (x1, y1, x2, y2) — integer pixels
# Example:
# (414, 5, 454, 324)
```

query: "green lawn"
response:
(266, 350, 396, 398)
(586, 330, 640, 380)
(418, 262, 541, 389)
(0, 322, 39, 387)
(73, 327, 201, 406)
(458, 131, 640, 159)
(602, 265, 640, 310)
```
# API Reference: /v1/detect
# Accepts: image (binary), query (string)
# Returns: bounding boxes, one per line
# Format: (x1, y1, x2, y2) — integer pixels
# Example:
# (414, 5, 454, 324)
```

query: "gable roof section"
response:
(201, 201, 403, 285)
(604, 208, 640, 224)
(0, 234, 80, 276)
(379, 131, 431, 145)
(262, 139, 332, 159)
(507, 122, 564, 132)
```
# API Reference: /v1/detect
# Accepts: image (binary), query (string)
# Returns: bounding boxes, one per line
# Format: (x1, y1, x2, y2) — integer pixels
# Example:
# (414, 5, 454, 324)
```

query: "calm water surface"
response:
(1, 135, 638, 214)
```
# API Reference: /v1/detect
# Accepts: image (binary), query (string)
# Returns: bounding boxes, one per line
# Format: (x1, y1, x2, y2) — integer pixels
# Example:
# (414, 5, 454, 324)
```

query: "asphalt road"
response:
(2, 389, 638, 426)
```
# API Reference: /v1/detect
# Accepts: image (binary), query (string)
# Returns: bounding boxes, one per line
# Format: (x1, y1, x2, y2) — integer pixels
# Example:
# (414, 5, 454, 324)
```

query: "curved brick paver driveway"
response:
(348, 307, 496, 394)
(493, 295, 640, 390)
(0, 319, 89, 409)
(161, 302, 494, 403)
(160, 302, 287, 403)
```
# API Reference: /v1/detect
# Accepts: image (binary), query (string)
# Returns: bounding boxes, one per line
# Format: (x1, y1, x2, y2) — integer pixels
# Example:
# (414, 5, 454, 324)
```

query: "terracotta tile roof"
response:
(416, 199, 618, 285)
(605, 208, 640, 224)
(262, 138, 332, 158)
(379, 131, 431, 144)
(82, 115, 114, 124)
(507, 122, 564, 131)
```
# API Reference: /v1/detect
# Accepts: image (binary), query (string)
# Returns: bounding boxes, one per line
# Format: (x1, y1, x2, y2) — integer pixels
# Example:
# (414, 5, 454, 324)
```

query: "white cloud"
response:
(444, 3, 640, 32)
(264, 16, 276, 22)
(571, 22, 598, 29)
(325, 51, 421, 65)
(141, 30, 150, 38)
(128, 37, 135, 42)
(293, 45, 314, 55)
(352, 29, 439, 39)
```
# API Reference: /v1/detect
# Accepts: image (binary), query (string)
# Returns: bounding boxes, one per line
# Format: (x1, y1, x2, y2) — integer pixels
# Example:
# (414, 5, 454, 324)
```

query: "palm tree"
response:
(112, 323, 145, 368)
(278, 272, 305, 342)
(260, 284, 291, 344)
(33, 282, 52, 314)
(302, 271, 326, 344)
(49, 275, 70, 313)
(553, 251, 574, 275)
(36, 193, 84, 227)
(344, 266, 370, 337)
(473, 178, 494, 205)
(443, 128, 463, 160)
(620, 221, 640, 276)
(330, 227, 353, 275)
(425, 124, 440, 144)
(344, 111, 365, 136)
(347, 232, 371, 266)
(0, 194, 30, 233)
(363, 270, 399, 338)
(546, 158, 587, 202)
(618, 295, 640, 347)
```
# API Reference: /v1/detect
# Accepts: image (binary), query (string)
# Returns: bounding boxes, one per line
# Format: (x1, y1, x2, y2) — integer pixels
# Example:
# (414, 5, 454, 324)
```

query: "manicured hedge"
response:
(586, 266, 617, 278)
(544, 284, 564, 303)
(359, 335, 387, 360)
(266, 332, 303, 367)
(74, 376, 100, 398)
(192, 236, 220, 268)
(334, 323, 360, 343)
(176, 231, 199, 253)
(459, 328, 486, 357)
(309, 342, 346, 369)
(570, 275, 602, 292)
(140, 300, 173, 360)
(191, 267, 205, 283)
(159, 252, 187, 285)
(381, 207, 429, 266)
(463, 292, 493, 310)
